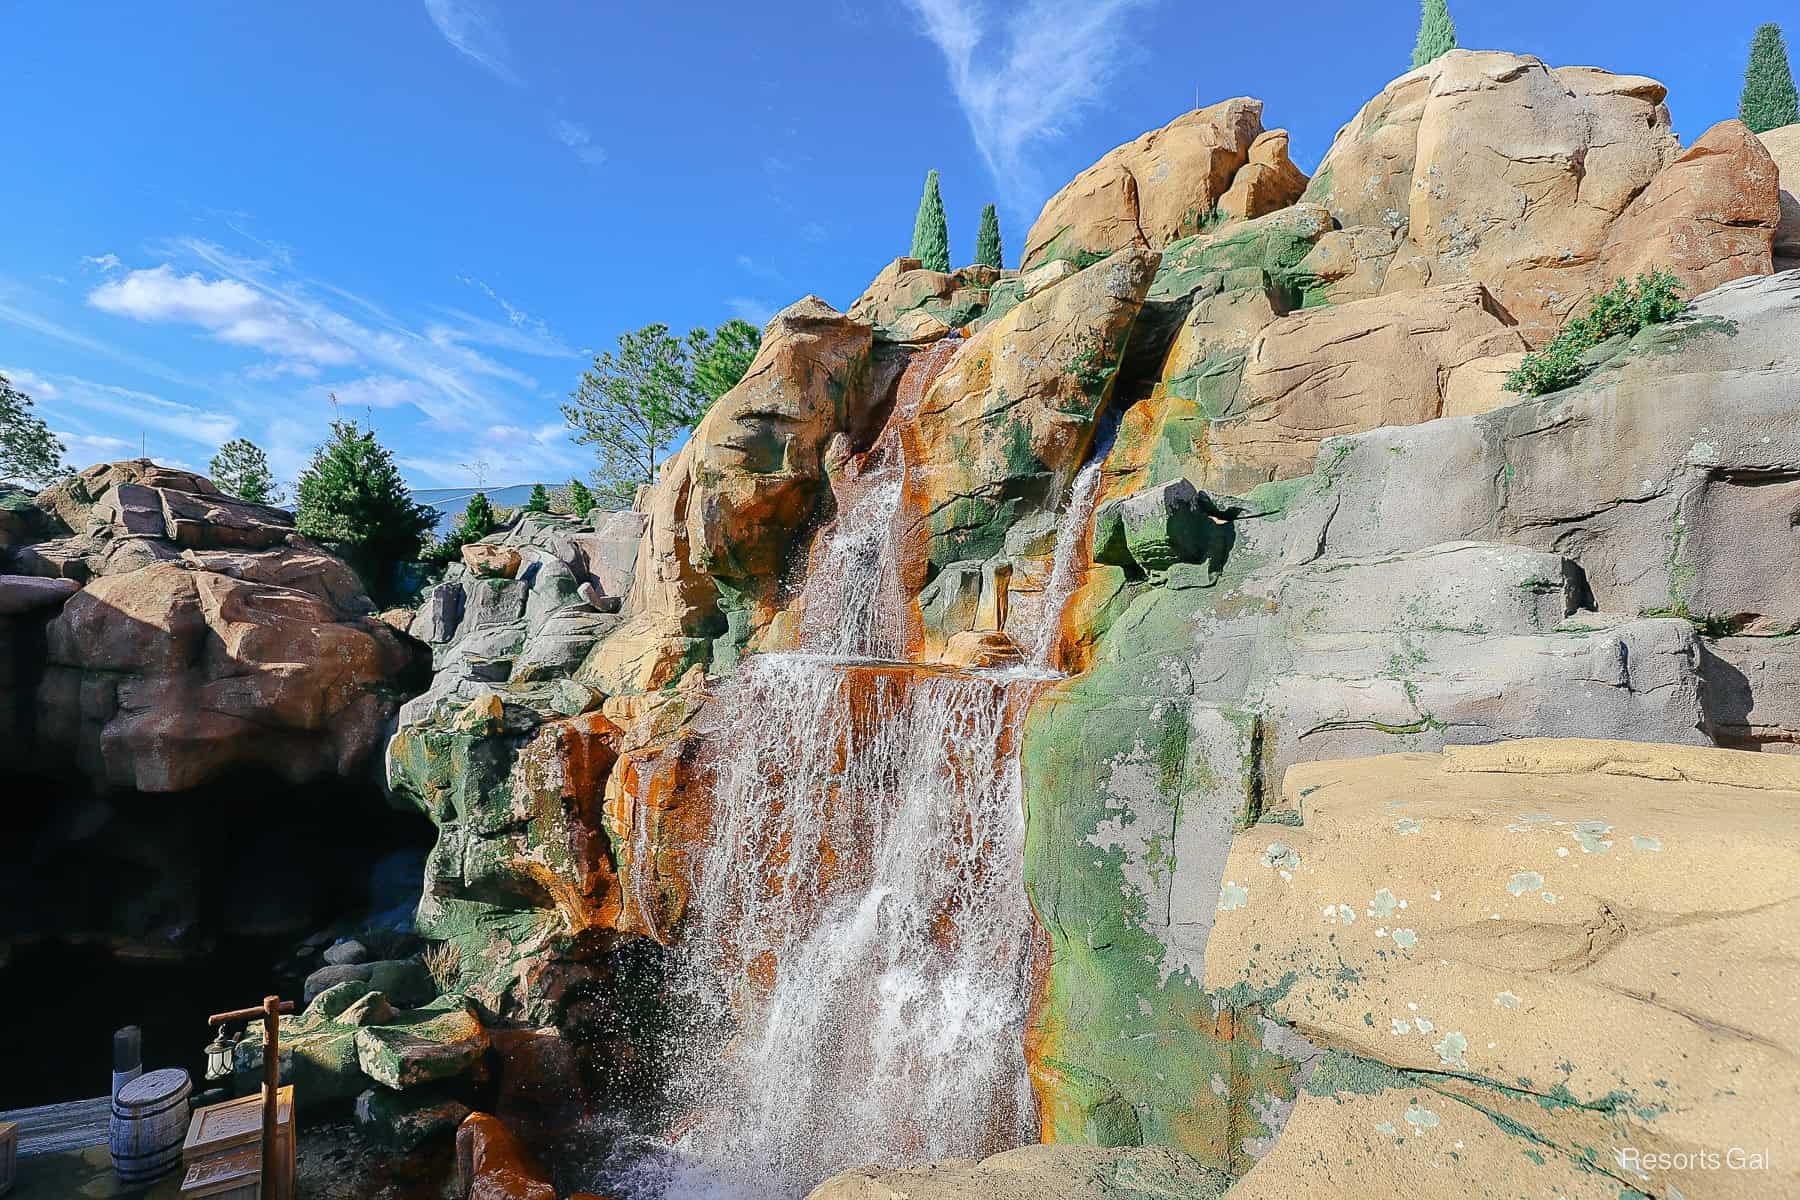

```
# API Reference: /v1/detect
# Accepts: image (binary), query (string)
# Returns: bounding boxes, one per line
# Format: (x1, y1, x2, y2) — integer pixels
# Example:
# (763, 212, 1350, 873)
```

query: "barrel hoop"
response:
(111, 1091, 192, 1121)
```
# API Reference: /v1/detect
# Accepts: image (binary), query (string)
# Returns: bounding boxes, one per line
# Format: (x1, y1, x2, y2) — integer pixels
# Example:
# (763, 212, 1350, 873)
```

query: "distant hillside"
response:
(414, 484, 627, 535)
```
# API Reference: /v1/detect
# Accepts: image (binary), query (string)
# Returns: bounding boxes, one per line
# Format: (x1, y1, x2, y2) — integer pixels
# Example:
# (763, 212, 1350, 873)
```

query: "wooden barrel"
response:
(110, 1067, 191, 1183)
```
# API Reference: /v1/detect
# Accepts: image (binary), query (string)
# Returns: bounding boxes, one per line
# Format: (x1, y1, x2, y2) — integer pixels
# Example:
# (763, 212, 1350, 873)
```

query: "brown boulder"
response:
(461, 543, 523, 578)
(1022, 99, 1264, 270)
(1217, 129, 1307, 222)
(35, 458, 218, 534)
(455, 1113, 556, 1200)
(38, 560, 411, 790)
(1203, 282, 1529, 490)
(1760, 122, 1800, 268)
(1303, 51, 1682, 343)
(1599, 120, 1781, 294)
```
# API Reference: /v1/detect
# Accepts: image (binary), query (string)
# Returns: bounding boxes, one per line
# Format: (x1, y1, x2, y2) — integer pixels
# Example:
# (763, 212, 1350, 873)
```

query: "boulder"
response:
(305, 963, 373, 1004)
(1302, 51, 1684, 343)
(1091, 479, 1234, 577)
(1023, 99, 1265, 270)
(1216, 129, 1307, 222)
(37, 560, 412, 791)
(0, 574, 78, 614)
(462, 544, 522, 579)
(455, 1113, 556, 1200)
(1202, 282, 1529, 491)
(322, 937, 369, 966)
(1759, 122, 1800, 268)
(354, 1086, 469, 1151)
(353, 1001, 491, 1091)
(807, 1145, 1231, 1200)
(1599, 119, 1781, 295)
(1209, 741, 1800, 1200)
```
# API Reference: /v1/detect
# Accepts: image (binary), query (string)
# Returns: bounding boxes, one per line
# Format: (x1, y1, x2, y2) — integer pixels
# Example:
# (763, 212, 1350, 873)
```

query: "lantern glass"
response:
(204, 1028, 235, 1081)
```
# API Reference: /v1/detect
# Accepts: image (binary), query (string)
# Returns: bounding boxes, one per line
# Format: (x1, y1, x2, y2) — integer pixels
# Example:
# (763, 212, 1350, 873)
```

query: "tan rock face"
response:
(461, 543, 523, 578)
(582, 297, 873, 693)
(1760, 122, 1800, 268)
(1203, 282, 1529, 490)
(1600, 120, 1781, 293)
(39, 560, 410, 791)
(900, 247, 1160, 574)
(1217, 129, 1307, 223)
(1304, 51, 1684, 343)
(1022, 99, 1266, 270)
(1208, 740, 1800, 1200)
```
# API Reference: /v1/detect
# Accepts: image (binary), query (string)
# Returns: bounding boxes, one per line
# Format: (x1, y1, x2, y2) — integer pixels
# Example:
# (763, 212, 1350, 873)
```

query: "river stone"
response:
(322, 937, 368, 966)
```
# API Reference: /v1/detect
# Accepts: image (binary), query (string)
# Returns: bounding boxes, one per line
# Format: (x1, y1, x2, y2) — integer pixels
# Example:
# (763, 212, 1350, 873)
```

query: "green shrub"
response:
(525, 483, 550, 513)
(421, 490, 497, 565)
(910, 169, 950, 273)
(1505, 269, 1685, 396)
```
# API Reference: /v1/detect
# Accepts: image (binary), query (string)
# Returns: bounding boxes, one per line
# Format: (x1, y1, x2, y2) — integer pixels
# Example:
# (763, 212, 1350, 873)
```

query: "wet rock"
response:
(353, 1000, 490, 1090)
(354, 1086, 470, 1152)
(455, 1112, 556, 1200)
(305, 963, 374, 1004)
(1091, 479, 1234, 577)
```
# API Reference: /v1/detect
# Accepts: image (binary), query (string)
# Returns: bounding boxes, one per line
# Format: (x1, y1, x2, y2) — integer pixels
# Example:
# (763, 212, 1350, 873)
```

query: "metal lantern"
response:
(203, 1025, 237, 1081)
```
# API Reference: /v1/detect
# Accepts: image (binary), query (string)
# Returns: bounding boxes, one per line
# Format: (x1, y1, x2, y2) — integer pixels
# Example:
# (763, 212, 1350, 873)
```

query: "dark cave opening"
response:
(0, 763, 434, 1111)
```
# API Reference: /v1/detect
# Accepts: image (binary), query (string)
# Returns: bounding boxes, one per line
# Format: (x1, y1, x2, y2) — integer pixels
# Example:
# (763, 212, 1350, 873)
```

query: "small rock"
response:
(354, 1087, 471, 1152)
(306, 979, 375, 1021)
(305, 964, 374, 1005)
(461, 544, 522, 578)
(338, 990, 397, 1028)
(323, 938, 369, 966)
(577, 580, 622, 613)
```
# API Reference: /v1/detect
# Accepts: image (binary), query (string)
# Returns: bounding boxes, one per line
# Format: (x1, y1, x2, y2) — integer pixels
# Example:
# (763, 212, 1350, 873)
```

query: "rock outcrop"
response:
(1758, 122, 1800, 270)
(1, 459, 414, 791)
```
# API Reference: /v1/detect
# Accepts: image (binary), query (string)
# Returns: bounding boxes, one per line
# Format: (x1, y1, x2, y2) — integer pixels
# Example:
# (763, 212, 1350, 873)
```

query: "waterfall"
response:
(1029, 457, 1106, 670)
(795, 476, 908, 660)
(622, 656, 1041, 1198)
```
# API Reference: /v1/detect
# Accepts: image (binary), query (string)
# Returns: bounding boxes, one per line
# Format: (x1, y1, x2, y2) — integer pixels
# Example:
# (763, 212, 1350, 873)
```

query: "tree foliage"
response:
(208, 438, 282, 505)
(1411, 0, 1457, 69)
(564, 321, 758, 506)
(687, 318, 762, 406)
(566, 477, 597, 520)
(910, 169, 951, 272)
(1, 372, 68, 485)
(424, 489, 497, 565)
(975, 203, 1004, 269)
(1741, 23, 1799, 134)
(1506, 270, 1685, 396)
(525, 483, 550, 512)
(295, 413, 437, 588)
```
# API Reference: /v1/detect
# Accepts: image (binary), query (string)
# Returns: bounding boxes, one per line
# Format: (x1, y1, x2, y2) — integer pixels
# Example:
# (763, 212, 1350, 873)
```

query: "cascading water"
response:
(595, 336, 1116, 1199)
(1029, 456, 1107, 671)
(643, 657, 1041, 1197)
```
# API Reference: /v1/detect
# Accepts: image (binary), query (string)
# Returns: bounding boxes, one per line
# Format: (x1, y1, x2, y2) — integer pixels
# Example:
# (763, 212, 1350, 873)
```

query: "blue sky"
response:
(0, 1, 1783, 490)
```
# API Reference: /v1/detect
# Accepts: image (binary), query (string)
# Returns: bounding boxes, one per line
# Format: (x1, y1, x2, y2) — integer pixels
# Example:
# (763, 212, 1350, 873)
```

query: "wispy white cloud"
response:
(903, 0, 1153, 211)
(553, 119, 606, 168)
(2, 366, 59, 399)
(446, 277, 579, 357)
(83, 253, 122, 273)
(244, 359, 322, 381)
(90, 265, 357, 365)
(423, 0, 519, 84)
(324, 374, 432, 411)
(55, 430, 140, 466)
(401, 421, 585, 487)
(26, 367, 238, 448)
(735, 255, 787, 284)
(725, 297, 779, 327)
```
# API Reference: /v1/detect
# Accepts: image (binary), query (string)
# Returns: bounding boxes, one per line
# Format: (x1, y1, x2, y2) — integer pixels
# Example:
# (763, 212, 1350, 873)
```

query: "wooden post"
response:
(209, 995, 294, 1198)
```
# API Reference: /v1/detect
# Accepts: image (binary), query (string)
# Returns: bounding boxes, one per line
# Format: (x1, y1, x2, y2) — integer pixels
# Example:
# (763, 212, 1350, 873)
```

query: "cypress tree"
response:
(1411, 0, 1457, 69)
(910, 170, 950, 272)
(1740, 23, 1799, 135)
(974, 203, 1004, 269)
(567, 478, 596, 520)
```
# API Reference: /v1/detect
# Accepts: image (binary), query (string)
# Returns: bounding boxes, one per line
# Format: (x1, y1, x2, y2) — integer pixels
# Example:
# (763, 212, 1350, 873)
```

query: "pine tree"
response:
(1741, 23, 1799, 135)
(460, 491, 495, 539)
(563, 323, 704, 505)
(910, 169, 951, 272)
(208, 437, 282, 505)
(526, 483, 550, 512)
(1411, 0, 1457, 69)
(974, 203, 1004, 269)
(686, 318, 762, 408)
(566, 478, 597, 520)
(294, 413, 437, 592)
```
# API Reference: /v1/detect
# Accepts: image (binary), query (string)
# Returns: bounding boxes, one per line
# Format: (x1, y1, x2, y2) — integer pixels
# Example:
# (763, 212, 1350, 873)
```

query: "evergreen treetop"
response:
(1741, 23, 1799, 134)
(526, 483, 550, 512)
(1411, 0, 1457, 69)
(0, 371, 68, 485)
(975, 203, 1004, 269)
(209, 437, 282, 505)
(910, 170, 951, 272)
(294, 413, 437, 591)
